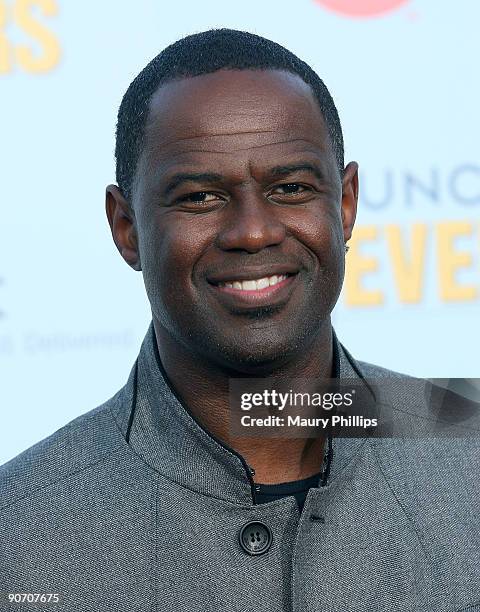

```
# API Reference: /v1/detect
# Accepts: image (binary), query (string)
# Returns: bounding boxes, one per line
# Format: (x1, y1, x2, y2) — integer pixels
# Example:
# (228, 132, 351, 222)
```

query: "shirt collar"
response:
(112, 321, 376, 504)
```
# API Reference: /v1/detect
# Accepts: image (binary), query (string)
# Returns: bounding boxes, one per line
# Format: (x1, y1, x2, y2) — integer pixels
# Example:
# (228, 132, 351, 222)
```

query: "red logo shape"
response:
(315, 0, 409, 18)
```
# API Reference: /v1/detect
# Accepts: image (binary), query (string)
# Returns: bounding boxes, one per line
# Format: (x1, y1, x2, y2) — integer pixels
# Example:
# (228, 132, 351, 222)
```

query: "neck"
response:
(152, 318, 333, 484)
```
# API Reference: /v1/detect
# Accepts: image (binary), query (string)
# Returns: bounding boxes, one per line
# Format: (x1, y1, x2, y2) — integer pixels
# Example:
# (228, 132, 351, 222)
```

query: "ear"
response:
(105, 185, 142, 271)
(340, 161, 359, 243)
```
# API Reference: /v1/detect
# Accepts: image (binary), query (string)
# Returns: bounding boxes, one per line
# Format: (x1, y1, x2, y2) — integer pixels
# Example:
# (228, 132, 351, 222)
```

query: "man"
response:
(1, 29, 479, 612)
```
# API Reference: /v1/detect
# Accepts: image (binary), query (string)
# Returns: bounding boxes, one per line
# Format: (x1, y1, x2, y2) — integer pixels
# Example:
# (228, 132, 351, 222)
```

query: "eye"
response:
(269, 183, 312, 198)
(177, 191, 222, 204)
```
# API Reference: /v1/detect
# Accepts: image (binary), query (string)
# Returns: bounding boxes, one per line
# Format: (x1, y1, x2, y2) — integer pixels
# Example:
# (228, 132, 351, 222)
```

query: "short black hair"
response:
(115, 28, 344, 202)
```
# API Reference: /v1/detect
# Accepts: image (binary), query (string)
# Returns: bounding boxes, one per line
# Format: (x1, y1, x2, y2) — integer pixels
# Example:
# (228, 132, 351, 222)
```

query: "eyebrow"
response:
(162, 172, 223, 197)
(161, 162, 325, 197)
(269, 163, 325, 182)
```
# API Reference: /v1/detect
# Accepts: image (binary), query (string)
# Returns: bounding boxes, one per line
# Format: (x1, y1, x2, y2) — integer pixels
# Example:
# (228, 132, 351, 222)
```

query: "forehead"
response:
(140, 69, 334, 182)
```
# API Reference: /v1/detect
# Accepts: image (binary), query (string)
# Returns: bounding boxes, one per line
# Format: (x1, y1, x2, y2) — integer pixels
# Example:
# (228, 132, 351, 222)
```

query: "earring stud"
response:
(345, 244, 350, 253)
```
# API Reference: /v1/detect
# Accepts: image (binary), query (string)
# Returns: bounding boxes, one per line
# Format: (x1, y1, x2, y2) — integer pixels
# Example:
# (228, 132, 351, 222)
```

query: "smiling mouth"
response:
(217, 274, 290, 291)
(208, 272, 299, 309)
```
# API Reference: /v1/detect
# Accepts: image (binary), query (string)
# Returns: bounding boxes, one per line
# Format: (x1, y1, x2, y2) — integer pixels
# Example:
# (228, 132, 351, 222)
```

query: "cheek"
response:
(287, 206, 344, 266)
(138, 212, 210, 300)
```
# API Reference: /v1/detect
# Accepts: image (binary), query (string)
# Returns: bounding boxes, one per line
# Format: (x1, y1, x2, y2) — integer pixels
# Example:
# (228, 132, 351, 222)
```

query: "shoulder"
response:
(355, 358, 416, 381)
(356, 358, 480, 426)
(349, 355, 480, 467)
(0, 388, 128, 513)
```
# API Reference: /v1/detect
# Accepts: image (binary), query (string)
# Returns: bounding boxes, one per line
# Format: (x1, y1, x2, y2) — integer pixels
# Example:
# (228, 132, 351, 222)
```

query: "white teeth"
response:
(218, 274, 288, 290)
(256, 277, 270, 290)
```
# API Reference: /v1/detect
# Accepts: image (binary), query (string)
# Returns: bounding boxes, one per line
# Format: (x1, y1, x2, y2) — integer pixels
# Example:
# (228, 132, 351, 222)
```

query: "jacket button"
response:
(238, 521, 273, 556)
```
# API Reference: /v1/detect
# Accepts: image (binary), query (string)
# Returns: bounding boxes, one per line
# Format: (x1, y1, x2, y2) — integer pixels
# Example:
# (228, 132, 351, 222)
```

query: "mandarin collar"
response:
(112, 321, 375, 505)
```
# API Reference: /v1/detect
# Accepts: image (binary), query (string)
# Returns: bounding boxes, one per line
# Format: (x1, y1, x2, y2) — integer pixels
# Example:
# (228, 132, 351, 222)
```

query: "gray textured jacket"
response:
(1, 322, 479, 611)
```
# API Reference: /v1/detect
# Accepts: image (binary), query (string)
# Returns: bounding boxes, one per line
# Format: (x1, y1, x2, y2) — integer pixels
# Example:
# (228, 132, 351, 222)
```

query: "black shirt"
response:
(254, 471, 323, 512)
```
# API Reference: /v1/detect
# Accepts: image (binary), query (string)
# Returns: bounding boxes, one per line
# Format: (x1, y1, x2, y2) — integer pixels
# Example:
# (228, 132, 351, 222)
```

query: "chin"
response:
(211, 333, 305, 375)
(186, 308, 326, 373)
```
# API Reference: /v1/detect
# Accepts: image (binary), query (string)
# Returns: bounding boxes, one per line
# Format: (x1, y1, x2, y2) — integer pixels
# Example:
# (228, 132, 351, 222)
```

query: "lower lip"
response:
(210, 274, 298, 306)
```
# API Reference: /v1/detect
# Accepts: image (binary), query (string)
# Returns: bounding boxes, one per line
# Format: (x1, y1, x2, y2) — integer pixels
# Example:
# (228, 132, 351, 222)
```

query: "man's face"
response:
(112, 69, 357, 371)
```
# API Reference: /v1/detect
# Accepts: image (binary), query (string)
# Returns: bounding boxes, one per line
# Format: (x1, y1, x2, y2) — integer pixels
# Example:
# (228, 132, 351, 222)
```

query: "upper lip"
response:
(207, 264, 300, 285)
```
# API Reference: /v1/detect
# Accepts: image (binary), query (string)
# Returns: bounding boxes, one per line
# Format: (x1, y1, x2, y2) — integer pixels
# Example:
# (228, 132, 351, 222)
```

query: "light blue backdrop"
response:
(1, 0, 478, 464)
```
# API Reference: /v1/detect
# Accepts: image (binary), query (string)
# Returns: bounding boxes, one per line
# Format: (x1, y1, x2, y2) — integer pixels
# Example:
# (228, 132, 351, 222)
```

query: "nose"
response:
(215, 194, 286, 253)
